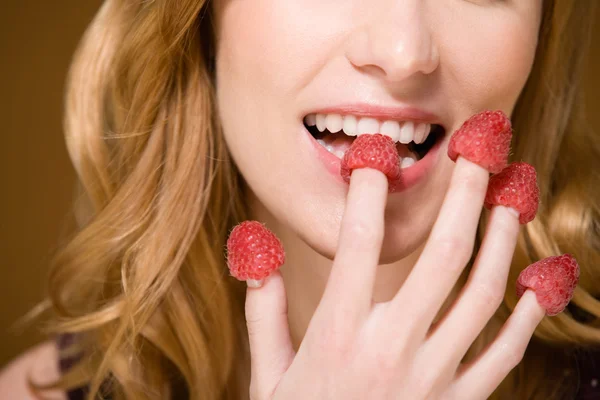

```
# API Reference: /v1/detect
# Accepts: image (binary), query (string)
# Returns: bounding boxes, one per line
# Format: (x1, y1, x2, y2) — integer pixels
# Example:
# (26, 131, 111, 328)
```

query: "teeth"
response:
(318, 139, 345, 159)
(413, 123, 431, 144)
(317, 138, 336, 154)
(316, 114, 327, 132)
(399, 121, 415, 144)
(342, 115, 358, 136)
(333, 149, 345, 158)
(325, 114, 343, 133)
(401, 155, 417, 169)
(380, 121, 402, 142)
(356, 118, 380, 135)
(306, 113, 435, 144)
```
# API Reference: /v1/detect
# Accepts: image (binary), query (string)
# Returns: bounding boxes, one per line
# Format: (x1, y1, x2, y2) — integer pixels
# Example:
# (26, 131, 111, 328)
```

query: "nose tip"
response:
(345, 5, 439, 83)
(360, 34, 439, 81)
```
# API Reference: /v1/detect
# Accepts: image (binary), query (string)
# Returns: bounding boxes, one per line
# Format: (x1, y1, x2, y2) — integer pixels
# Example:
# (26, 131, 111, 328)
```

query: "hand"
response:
(244, 157, 545, 400)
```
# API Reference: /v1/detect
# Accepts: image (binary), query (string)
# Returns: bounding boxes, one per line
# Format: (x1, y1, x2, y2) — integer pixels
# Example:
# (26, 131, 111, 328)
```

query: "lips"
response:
(303, 122, 445, 193)
(300, 103, 447, 192)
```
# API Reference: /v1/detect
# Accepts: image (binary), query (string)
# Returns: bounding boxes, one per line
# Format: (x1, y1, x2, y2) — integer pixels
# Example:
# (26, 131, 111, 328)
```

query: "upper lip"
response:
(305, 103, 443, 125)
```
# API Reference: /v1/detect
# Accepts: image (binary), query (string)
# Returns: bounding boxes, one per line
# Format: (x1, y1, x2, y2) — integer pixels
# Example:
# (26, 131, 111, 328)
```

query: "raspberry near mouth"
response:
(304, 121, 445, 161)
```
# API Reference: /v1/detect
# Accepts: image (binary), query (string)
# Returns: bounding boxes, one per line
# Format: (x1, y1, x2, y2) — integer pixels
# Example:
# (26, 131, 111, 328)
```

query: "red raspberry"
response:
(448, 110, 512, 173)
(516, 254, 580, 316)
(484, 162, 540, 224)
(226, 221, 285, 281)
(340, 134, 400, 184)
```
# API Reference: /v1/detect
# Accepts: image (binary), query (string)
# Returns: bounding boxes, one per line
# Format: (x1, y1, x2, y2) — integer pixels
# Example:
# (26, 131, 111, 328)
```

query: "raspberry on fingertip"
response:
(247, 279, 264, 288)
(226, 221, 285, 284)
(340, 133, 401, 189)
(516, 254, 580, 316)
(448, 110, 513, 173)
(484, 162, 540, 224)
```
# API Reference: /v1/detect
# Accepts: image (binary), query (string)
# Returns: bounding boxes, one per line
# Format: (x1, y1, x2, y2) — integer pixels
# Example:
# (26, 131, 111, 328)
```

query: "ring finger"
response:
(420, 204, 521, 370)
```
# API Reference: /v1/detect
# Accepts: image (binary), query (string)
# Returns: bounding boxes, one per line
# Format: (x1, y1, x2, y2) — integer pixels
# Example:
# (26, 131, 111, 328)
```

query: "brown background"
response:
(0, 2, 598, 367)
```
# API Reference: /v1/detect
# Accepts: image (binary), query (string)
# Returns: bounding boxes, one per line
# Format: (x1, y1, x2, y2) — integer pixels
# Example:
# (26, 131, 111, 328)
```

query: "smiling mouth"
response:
(303, 113, 445, 166)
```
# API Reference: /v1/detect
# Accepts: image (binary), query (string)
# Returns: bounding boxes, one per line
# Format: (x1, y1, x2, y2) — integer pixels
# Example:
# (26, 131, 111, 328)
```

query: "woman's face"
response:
(213, 0, 542, 263)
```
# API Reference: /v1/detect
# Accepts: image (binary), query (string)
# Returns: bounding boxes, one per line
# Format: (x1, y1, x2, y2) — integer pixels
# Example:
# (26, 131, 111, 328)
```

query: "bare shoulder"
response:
(0, 341, 66, 400)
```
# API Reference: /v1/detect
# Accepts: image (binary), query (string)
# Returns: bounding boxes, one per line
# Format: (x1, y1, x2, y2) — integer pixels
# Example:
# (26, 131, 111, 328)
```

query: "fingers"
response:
(245, 271, 295, 399)
(390, 157, 489, 337)
(320, 168, 388, 324)
(448, 290, 545, 400)
(422, 205, 521, 369)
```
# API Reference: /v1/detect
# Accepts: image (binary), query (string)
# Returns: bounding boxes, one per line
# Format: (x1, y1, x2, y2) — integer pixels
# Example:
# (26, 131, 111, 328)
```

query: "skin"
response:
(0, 0, 545, 399)
(215, 0, 540, 268)
(214, 0, 546, 398)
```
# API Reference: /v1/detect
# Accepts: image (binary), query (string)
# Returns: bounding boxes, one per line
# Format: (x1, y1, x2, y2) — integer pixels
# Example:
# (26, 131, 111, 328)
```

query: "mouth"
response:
(303, 113, 445, 168)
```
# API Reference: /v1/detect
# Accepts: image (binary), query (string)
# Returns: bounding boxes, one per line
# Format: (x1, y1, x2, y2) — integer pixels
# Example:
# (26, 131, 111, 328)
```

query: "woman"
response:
(1, 0, 599, 399)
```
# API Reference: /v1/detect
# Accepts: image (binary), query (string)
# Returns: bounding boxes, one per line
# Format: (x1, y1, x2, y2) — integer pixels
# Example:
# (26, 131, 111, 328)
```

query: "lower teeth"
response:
(317, 140, 417, 168)
(400, 157, 416, 168)
(334, 150, 345, 158)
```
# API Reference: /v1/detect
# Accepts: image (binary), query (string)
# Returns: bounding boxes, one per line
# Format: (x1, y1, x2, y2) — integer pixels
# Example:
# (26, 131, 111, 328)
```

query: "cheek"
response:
(211, 0, 543, 261)
(434, 3, 541, 112)
(215, 1, 344, 99)
(213, 1, 318, 172)
(213, 1, 351, 199)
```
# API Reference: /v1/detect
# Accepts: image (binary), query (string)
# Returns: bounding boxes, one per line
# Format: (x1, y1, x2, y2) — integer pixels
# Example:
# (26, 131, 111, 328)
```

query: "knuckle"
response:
(411, 371, 438, 399)
(471, 281, 505, 312)
(245, 300, 264, 327)
(326, 331, 353, 355)
(386, 329, 413, 361)
(409, 357, 446, 398)
(435, 236, 474, 268)
(246, 309, 281, 340)
(312, 320, 354, 356)
(370, 347, 401, 376)
(504, 344, 526, 369)
(245, 315, 263, 339)
(441, 388, 461, 400)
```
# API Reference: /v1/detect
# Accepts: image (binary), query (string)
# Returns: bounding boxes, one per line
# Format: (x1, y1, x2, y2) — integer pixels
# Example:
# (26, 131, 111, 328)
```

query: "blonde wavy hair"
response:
(37, 0, 600, 399)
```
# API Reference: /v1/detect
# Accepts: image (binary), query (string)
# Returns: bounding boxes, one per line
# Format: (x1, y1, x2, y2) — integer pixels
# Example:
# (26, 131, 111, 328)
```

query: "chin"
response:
(235, 114, 455, 268)
(275, 193, 438, 266)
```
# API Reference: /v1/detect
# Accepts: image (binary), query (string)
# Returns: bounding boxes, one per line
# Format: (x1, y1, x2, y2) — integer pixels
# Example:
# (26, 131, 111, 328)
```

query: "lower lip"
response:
(304, 125, 443, 193)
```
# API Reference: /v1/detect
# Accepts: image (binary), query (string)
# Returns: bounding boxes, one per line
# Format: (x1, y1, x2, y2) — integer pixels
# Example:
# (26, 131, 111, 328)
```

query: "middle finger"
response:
(388, 156, 489, 340)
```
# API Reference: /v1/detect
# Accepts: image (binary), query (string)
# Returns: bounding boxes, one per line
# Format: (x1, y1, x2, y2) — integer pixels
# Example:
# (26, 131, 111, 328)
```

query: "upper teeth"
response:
(305, 113, 432, 144)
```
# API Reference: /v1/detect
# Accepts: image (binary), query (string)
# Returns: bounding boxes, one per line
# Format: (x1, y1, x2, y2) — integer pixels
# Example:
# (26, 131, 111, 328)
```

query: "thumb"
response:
(245, 271, 295, 399)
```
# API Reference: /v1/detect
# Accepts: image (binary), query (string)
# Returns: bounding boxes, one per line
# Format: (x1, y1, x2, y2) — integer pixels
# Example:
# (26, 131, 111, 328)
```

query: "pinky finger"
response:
(447, 290, 545, 400)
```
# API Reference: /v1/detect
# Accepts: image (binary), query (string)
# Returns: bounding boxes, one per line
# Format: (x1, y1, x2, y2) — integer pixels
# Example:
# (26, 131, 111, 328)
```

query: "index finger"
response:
(319, 168, 388, 325)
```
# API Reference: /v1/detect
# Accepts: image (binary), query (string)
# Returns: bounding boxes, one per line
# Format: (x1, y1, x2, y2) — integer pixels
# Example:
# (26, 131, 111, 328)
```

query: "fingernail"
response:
(247, 279, 264, 288)
(500, 205, 521, 219)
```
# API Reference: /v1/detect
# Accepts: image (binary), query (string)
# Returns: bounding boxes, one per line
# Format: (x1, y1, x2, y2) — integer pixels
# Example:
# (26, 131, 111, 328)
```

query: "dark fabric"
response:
(575, 348, 600, 400)
(57, 335, 599, 399)
(57, 334, 87, 400)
